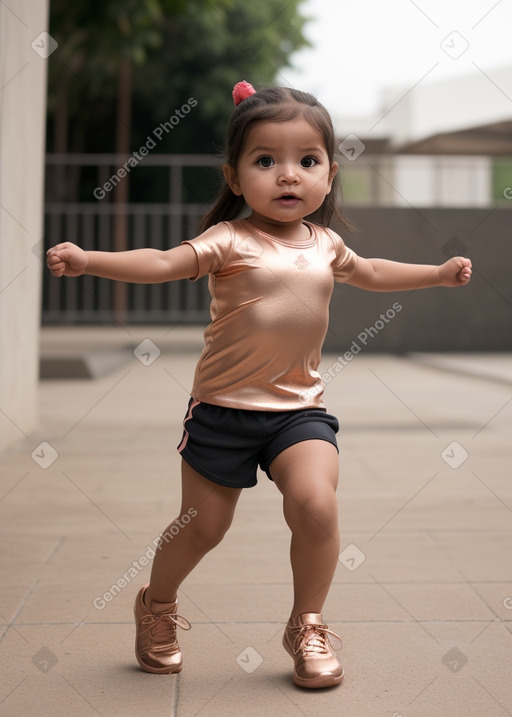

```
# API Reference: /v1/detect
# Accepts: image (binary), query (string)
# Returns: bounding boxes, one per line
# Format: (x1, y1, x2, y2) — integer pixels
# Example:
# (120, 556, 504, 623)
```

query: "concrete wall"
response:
(0, 1, 49, 450)
(341, 155, 493, 208)
(325, 207, 512, 353)
(391, 156, 491, 207)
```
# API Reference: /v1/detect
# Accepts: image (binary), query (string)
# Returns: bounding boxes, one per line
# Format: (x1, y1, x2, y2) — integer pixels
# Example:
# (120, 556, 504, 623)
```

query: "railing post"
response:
(170, 163, 183, 246)
(113, 161, 129, 326)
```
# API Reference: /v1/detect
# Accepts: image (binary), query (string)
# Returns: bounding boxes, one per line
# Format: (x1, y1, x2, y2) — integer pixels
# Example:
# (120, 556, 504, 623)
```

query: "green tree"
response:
(47, 0, 223, 194)
(47, 0, 308, 319)
(47, 0, 309, 162)
(48, 0, 224, 317)
(50, 0, 166, 317)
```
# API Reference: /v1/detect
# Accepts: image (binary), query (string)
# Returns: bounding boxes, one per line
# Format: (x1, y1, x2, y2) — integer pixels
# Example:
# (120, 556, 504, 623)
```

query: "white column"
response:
(0, 0, 50, 450)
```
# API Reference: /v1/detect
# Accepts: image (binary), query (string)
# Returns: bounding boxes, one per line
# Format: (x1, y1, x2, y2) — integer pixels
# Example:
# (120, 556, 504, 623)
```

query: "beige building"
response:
(335, 65, 512, 207)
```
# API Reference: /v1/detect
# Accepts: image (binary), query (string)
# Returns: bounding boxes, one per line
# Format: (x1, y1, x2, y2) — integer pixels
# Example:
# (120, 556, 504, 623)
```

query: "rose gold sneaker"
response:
(134, 584, 191, 674)
(283, 612, 344, 688)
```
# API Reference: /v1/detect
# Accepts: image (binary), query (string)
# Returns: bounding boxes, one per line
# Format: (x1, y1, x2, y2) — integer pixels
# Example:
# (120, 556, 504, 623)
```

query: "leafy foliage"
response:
(47, 0, 309, 156)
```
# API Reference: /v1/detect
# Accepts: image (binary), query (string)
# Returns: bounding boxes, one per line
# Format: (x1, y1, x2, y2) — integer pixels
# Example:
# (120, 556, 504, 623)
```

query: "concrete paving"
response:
(1, 326, 511, 717)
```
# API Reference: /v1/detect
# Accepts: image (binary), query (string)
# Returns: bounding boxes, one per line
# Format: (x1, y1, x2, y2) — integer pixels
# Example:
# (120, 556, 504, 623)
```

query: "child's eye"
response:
(300, 156, 318, 168)
(257, 156, 274, 168)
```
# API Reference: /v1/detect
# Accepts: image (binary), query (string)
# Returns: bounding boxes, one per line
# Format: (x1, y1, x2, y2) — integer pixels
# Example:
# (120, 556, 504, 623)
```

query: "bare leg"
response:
(270, 440, 340, 618)
(145, 460, 242, 605)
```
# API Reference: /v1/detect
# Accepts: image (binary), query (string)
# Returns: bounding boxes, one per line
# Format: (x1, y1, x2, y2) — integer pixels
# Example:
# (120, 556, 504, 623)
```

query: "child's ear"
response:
(223, 164, 243, 196)
(327, 161, 339, 192)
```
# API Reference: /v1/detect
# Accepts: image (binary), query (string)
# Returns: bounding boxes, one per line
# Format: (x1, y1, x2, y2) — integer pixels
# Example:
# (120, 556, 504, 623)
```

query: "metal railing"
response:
(43, 154, 221, 325)
(43, 202, 212, 325)
(43, 152, 510, 325)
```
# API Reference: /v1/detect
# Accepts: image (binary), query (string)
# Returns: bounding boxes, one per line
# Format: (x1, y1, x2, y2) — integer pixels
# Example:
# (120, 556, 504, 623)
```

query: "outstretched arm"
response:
(346, 255, 472, 292)
(46, 242, 198, 283)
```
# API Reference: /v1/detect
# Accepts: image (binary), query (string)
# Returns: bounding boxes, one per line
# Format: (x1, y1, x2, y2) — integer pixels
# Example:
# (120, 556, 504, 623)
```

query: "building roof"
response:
(397, 119, 512, 155)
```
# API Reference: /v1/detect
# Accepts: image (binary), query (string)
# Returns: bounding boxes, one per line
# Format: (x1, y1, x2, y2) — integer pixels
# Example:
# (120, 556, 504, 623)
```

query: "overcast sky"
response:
(282, 0, 512, 119)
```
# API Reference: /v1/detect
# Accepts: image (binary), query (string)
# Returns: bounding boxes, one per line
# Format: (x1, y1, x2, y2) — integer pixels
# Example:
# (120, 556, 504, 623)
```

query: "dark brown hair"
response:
(200, 86, 350, 232)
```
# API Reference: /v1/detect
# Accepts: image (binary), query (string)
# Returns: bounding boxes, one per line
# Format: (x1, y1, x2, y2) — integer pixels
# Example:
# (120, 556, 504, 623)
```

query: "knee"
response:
(188, 515, 232, 553)
(157, 512, 231, 554)
(285, 490, 339, 540)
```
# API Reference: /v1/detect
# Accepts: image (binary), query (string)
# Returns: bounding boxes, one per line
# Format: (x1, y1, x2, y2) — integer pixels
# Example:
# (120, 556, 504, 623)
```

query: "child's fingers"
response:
(46, 251, 64, 273)
(46, 241, 73, 254)
(46, 245, 74, 276)
(46, 243, 74, 263)
(47, 259, 66, 277)
(441, 256, 472, 286)
(458, 261, 472, 284)
(47, 246, 71, 260)
(46, 250, 61, 265)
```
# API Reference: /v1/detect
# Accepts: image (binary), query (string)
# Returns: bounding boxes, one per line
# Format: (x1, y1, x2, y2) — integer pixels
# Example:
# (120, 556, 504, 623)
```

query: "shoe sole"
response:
(135, 652, 182, 675)
(292, 669, 344, 689)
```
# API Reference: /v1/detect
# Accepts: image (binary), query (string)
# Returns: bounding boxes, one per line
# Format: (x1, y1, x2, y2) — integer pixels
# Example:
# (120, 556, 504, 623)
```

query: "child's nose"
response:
(278, 164, 300, 183)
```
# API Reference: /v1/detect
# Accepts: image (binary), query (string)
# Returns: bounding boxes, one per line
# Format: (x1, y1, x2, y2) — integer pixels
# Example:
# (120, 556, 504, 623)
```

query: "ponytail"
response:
(199, 183, 245, 233)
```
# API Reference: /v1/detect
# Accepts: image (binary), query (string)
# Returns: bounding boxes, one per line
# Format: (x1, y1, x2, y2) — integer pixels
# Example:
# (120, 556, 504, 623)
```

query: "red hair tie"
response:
(232, 80, 256, 106)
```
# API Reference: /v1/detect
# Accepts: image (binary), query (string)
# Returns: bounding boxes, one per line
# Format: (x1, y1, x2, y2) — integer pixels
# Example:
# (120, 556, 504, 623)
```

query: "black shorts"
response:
(177, 399, 339, 489)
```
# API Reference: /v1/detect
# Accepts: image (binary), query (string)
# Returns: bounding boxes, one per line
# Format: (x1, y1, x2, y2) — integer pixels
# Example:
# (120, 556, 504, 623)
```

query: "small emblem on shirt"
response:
(294, 254, 311, 270)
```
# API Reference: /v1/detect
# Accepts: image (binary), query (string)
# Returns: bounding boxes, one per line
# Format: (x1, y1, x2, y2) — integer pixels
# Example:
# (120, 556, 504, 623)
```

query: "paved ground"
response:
(1, 327, 511, 717)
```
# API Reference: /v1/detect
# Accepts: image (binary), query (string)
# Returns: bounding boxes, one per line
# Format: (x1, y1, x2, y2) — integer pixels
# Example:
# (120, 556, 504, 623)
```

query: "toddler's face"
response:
(224, 117, 338, 234)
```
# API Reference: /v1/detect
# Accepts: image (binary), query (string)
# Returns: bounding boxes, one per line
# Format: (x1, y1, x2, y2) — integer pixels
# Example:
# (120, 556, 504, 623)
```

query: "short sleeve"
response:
(181, 222, 235, 281)
(328, 229, 358, 283)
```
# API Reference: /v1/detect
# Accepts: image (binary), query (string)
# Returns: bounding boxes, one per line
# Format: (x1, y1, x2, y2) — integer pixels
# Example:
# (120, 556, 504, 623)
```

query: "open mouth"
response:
(277, 194, 300, 203)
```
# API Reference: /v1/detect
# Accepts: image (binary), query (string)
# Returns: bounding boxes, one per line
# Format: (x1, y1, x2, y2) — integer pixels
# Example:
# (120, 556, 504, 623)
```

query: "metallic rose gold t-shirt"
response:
(182, 219, 358, 411)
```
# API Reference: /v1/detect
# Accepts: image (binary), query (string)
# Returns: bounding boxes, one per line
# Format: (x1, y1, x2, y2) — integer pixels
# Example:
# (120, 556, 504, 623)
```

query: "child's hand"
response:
(46, 242, 88, 278)
(439, 256, 472, 287)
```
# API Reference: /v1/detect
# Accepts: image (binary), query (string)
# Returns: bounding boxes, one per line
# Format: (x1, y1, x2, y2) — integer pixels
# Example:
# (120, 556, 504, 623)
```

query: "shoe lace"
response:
(292, 624, 343, 656)
(140, 612, 191, 646)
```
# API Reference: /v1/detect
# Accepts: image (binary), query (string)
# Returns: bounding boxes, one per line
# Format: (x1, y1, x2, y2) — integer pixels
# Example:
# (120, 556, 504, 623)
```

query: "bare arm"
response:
(346, 255, 472, 291)
(46, 242, 198, 283)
